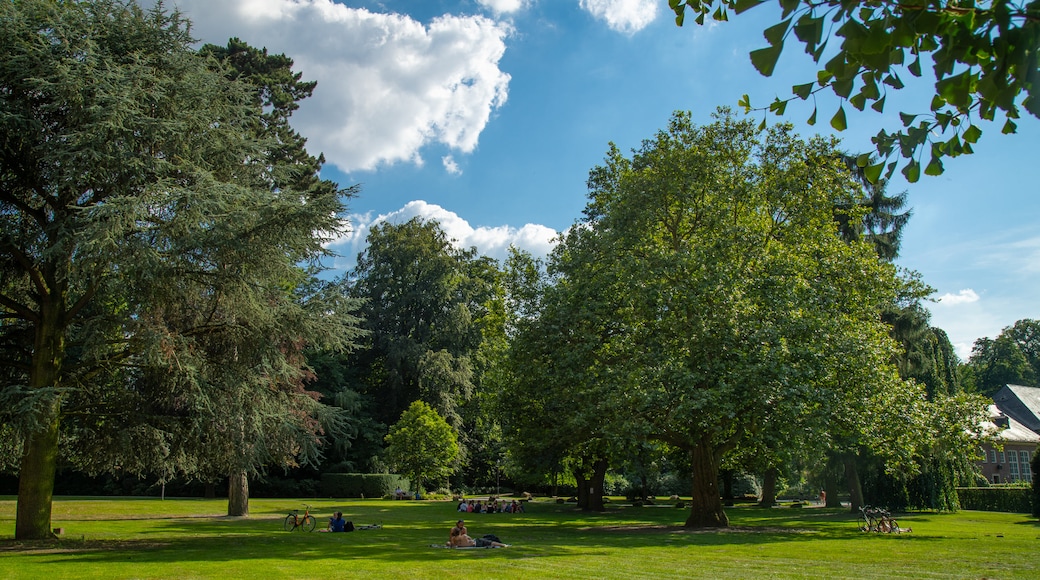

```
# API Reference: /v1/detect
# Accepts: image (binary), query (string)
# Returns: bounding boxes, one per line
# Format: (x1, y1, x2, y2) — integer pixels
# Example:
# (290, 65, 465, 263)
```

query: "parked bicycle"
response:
(284, 504, 316, 532)
(858, 505, 908, 533)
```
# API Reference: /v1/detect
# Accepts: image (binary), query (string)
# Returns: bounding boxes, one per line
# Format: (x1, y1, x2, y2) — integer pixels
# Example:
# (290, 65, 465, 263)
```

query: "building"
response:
(978, 384, 1040, 484)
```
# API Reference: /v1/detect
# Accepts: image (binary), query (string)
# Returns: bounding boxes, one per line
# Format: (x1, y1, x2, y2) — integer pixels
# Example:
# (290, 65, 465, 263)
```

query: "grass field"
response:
(1, 496, 1037, 579)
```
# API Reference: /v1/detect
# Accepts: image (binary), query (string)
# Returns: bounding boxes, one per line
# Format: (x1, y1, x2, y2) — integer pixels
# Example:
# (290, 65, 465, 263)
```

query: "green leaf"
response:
(769, 98, 788, 115)
(807, 107, 817, 126)
(830, 105, 847, 131)
(883, 73, 904, 90)
(864, 162, 884, 184)
(792, 82, 813, 100)
(1002, 119, 1017, 134)
(763, 20, 791, 47)
(870, 95, 886, 113)
(899, 112, 916, 127)
(963, 124, 982, 144)
(849, 93, 866, 111)
(712, 6, 728, 21)
(901, 159, 920, 183)
(734, 0, 766, 14)
(750, 45, 783, 77)
(924, 154, 944, 176)
(855, 152, 870, 167)
(738, 94, 751, 111)
(908, 57, 922, 77)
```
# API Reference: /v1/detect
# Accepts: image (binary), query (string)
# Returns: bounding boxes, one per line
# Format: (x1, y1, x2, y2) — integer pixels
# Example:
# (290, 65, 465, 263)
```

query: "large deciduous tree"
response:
(0, 0, 358, 537)
(669, 0, 1039, 182)
(560, 109, 912, 527)
(346, 218, 499, 471)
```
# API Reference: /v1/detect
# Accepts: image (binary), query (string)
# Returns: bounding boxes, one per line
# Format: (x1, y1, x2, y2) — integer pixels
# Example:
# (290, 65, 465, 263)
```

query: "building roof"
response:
(993, 384, 1040, 435)
(982, 404, 1040, 444)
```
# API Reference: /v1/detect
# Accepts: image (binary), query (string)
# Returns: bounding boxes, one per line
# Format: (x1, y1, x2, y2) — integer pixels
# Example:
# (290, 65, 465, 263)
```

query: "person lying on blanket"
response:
(448, 520, 508, 548)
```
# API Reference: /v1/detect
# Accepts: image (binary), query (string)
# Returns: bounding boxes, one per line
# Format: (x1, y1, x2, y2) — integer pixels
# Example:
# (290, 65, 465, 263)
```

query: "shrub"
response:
(320, 473, 409, 498)
(956, 486, 1032, 513)
(1032, 450, 1040, 518)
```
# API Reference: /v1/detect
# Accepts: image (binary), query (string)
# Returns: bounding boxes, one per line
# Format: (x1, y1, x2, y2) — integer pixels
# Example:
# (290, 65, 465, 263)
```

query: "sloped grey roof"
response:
(993, 384, 1040, 434)
(983, 405, 1040, 443)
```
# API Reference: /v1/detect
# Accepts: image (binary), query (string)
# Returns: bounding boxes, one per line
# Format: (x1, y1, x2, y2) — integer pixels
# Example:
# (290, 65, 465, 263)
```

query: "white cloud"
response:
(477, 0, 530, 15)
(579, 0, 659, 35)
(158, 0, 511, 172)
(937, 289, 980, 306)
(328, 200, 558, 271)
(442, 155, 462, 175)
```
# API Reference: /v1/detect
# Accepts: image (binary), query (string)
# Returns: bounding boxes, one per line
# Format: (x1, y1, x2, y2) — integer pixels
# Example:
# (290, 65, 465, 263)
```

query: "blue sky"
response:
(159, 0, 1038, 360)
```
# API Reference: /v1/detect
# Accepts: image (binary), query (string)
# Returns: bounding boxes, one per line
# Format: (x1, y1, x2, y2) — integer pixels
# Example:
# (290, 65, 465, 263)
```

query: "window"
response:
(981, 447, 988, 463)
(990, 449, 998, 463)
(992, 474, 1001, 484)
(1000, 451, 1006, 463)
(1021, 451, 1034, 483)
(1009, 451, 1019, 479)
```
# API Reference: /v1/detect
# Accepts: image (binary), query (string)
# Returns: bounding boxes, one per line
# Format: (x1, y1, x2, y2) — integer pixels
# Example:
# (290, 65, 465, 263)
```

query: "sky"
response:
(155, 0, 1038, 361)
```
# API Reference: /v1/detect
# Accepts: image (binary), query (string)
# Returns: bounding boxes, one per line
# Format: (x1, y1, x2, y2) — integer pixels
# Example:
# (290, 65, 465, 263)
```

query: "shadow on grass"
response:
(1, 505, 939, 568)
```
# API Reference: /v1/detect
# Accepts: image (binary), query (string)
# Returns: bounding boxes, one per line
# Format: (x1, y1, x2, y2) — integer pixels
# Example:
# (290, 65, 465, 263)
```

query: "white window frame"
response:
(1009, 451, 1019, 479)
(990, 449, 998, 463)
(1021, 451, 1033, 483)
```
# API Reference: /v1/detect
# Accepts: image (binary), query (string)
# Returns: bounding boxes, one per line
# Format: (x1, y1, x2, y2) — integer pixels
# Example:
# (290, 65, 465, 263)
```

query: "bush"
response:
(320, 473, 409, 498)
(956, 487, 1032, 513)
(1032, 450, 1040, 518)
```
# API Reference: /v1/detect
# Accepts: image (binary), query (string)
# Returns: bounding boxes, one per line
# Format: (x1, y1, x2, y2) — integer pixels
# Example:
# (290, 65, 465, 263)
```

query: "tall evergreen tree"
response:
(0, 0, 358, 537)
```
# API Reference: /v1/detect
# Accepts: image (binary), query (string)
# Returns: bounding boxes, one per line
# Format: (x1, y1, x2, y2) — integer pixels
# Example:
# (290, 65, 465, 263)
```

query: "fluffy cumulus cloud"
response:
(476, 0, 530, 15)
(937, 289, 981, 306)
(579, 0, 659, 34)
(158, 0, 511, 172)
(329, 201, 558, 271)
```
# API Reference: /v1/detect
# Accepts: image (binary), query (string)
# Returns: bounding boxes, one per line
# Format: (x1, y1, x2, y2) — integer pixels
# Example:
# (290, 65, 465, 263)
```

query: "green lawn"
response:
(0, 496, 1036, 579)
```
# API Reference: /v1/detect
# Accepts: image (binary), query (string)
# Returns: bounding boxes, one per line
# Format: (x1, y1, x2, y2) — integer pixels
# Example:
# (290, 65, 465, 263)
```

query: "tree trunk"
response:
(574, 467, 588, 509)
(722, 469, 734, 507)
(227, 470, 249, 516)
(684, 439, 728, 527)
(824, 452, 842, 508)
(759, 466, 778, 507)
(585, 458, 608, 512)
(844, 454, 864, 513)
(16, 313, 66, 541)
(15, 400, 61, 540)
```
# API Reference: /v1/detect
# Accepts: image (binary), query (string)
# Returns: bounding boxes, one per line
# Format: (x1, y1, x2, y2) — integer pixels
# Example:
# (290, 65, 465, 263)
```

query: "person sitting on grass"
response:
(321, 511, 348, 532)
(448, 520, 508, 548)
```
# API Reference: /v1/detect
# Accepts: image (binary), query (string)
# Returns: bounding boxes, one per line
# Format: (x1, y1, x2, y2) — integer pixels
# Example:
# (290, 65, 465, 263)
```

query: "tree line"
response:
(2, 0, 1032, 540)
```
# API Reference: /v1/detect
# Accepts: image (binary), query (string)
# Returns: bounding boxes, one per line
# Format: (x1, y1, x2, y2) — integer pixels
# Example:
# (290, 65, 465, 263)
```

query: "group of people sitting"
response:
(321, 511, 354, 532)
(457, 498, 525, 514)
(447, 519, 508, 548)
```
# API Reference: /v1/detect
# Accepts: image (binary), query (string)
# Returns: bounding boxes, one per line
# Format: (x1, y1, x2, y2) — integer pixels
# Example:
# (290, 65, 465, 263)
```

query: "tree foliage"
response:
(669, 0, 1040, 182)
(384, 400, 460, 493)
(0, 0, 358, 537)
(532, 109, 921, 527)
(965, 319, 1040, 396)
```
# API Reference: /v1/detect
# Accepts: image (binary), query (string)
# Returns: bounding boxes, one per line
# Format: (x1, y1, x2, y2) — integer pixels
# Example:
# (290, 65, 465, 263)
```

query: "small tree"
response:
(384, 401, 459, 494)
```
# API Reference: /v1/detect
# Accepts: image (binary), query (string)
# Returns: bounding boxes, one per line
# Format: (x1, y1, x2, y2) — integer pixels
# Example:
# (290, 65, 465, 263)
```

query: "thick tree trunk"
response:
(585, 458, 608, 512)
(574, 468, 588, 509)
(16, 313, 66, 541)
(15, 400, 61, 540)
(759, 467, 778, 507)
(844, 454, 864, 513)
(684, 439, 728, 527)
(227, 470, 249, 517)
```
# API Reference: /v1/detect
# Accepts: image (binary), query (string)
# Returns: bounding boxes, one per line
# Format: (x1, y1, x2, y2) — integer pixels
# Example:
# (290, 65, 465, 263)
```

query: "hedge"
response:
(320, 473, 409, 498)
(955, 487, 1032, 513)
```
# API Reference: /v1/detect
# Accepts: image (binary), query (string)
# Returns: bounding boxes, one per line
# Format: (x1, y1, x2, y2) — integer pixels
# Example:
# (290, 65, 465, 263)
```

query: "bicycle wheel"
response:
(283, 514, 297, 532)
(858, 515, 870, 532)
(302, 514, 316, 532)
(887, 518, 899, 533)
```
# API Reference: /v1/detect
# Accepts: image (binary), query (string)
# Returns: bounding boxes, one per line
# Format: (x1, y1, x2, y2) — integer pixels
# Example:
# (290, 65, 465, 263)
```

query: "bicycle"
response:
(284, 504, 316, 532)
(858, 505, 907, 533)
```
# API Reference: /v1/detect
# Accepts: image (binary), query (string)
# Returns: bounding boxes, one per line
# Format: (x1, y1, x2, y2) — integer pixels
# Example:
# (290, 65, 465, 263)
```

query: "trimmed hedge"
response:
(956, 487, 1032, 513)
(320, 473, 409, 498)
